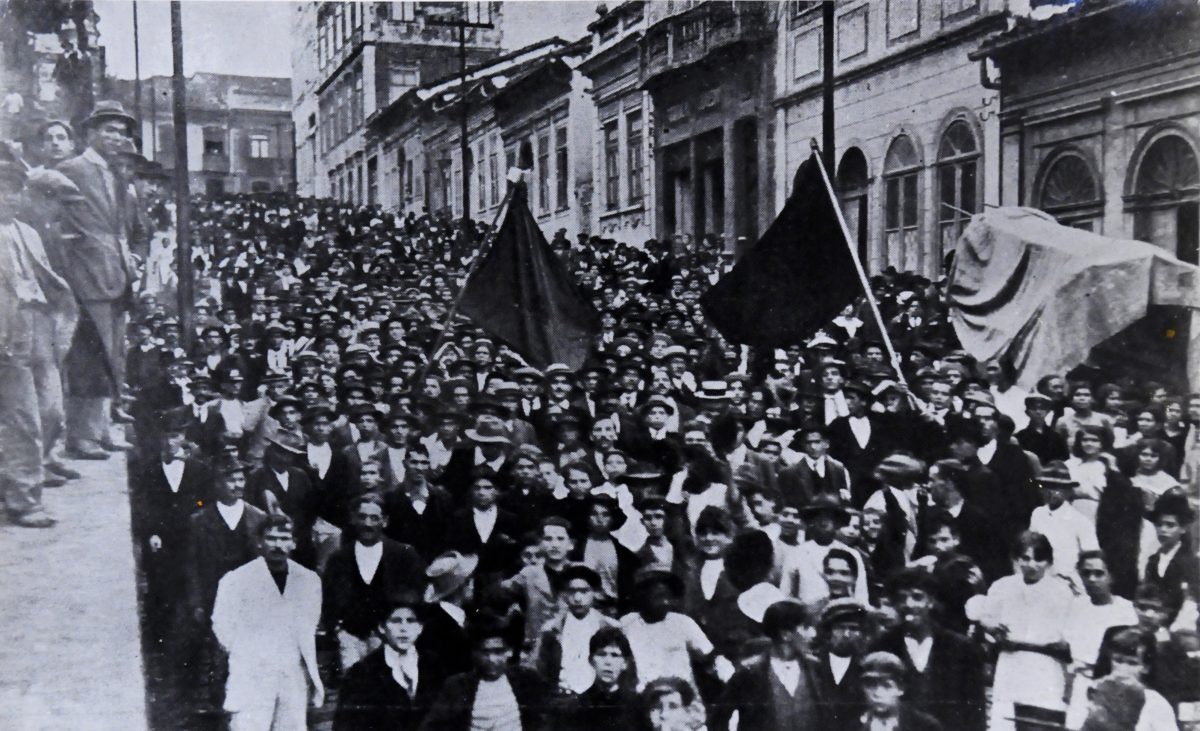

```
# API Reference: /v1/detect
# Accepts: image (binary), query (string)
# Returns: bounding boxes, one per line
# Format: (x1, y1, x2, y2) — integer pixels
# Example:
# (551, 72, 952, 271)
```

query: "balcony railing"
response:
(641, 1, 770, 87)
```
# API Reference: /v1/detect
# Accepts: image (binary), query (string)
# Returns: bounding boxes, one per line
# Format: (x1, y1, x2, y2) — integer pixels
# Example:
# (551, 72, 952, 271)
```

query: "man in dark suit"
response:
(419, 616, 548, 731)
(418, 551, 478, 677)
(811, 599, 870, 731)
(828, 382, 889, 503)
(57, 101, 139, 458)
(247, 433, 319, 567)
(334, 591, 446, 731)
(779, 426, 851, 508)
(131, 417, 212, 641)
(385, 446, 456, 562)
(946, 419, 1026, 546)
(712, 599, 824, 731)
(186, 458, 266, 623)
(972, 402, 1038, 531)
(445, 471, 521, 587)
(622, 395, 684, 475)
(324, 493, 427, 674)
(925, 459, 1009, 582)
(1015, 394, 1069, 464)
(870, 569, 986, 731)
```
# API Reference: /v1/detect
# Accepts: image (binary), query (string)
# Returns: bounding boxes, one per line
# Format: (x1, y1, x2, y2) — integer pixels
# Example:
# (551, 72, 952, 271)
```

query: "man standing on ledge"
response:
(56, 100, 138, 459)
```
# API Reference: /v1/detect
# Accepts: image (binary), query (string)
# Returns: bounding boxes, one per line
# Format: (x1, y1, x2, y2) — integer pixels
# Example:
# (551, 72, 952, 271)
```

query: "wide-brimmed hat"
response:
(266, 431, 306, 455)
(1036, 460, 1078, 489)
(423, 551, 480, 603)
(799, 492, 850, 521)
(464, 420, 512, 444)
(695, 380, 729, 402)
(83, 100, 136, 131)
(639, 394, 676, 415)
(875, 454, 926, 482)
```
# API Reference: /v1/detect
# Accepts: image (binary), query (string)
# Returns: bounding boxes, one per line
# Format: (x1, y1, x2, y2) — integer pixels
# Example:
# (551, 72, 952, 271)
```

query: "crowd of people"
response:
(2, 98, 1199, 731)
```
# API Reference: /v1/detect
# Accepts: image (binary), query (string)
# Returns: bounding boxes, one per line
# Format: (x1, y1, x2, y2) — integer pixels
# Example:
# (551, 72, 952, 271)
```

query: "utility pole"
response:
(170, 1, 193, 346)
(822, 1, 835, 176)
(132, 1, 141, 150)
(427, 2, 494, 246)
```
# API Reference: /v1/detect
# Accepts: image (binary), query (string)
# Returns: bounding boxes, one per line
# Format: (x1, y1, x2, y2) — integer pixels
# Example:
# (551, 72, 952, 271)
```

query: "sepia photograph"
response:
(0, 0, 1198, 729)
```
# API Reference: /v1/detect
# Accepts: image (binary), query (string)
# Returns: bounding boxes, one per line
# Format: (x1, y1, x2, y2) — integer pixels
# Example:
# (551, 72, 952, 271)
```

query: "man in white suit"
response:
(212, 513, 323, 730)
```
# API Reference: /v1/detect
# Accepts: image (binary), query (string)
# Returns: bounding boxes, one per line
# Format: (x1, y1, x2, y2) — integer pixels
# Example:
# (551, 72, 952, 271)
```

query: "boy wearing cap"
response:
(712, 599, 823, 731)
(855, 652, 943, 731)
(1029, 461, 1099, 582)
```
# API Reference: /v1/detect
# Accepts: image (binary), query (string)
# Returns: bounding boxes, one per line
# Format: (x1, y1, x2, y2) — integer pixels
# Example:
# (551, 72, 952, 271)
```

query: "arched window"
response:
(1130, 134, 1199, 264)
(837, 148, 870, 266)
(1037, 150, 1101, 231)
(937, 120, 980, 255)
(884, 135, 921, 271)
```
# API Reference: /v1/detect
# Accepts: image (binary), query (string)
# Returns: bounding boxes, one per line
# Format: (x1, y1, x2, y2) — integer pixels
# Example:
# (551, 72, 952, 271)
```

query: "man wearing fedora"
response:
(248, 432, 319, 567)
(57, 100, 140, 459)
(418, 550, 479, 677)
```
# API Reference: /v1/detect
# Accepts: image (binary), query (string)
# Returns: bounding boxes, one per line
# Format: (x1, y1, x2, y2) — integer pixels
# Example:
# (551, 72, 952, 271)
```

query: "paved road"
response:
(0, 454, 148, 731)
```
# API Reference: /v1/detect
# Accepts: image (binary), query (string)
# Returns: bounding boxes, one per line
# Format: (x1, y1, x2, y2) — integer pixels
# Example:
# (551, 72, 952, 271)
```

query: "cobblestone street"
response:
(0, 454, 147, 731)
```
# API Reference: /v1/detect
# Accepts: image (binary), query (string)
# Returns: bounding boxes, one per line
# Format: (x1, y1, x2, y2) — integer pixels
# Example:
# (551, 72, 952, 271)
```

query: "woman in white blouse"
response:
(966, 531, 1075, 731)
(1065, 424, 1119, 522)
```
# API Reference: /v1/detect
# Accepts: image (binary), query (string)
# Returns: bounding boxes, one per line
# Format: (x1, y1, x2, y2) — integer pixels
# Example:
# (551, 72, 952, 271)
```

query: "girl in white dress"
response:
(966, 531, 1075, 731)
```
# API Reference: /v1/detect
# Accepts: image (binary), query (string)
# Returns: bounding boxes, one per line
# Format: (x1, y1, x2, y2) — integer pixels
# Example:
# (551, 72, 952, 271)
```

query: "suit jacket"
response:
(810, 650, 865, 731)
(681, 558, 745, 658)
(55, 150, 136, 302)
(532, 610, 621, 687)
(870, 628, 987, 731)
(211, 557, 322, 712)
(563, 681, 642, 731)
(982, 441, 1038, 531)
(418, 667, 547, 731)
(1143, 543, 1200, 615)
(334, 647, 445, 731)
(417, 604, 472, 677)
(851, 707, 944, 731)
(131, 457, 212, 549)
(712, 655, 825, 731)
(778, 456, 850, 508)
(445, 507, 522, 580)
(439, 447, 511, 508)
(827, 414, 890, 502)
(384, 484, 457, 562)
(323, 538, 427, 639)
(186, 501, 266, 616)
(246, 466, 318, 563)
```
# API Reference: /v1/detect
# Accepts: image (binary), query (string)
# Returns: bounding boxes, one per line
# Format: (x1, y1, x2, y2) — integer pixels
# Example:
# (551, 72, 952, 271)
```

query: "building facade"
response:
(640, 0, 778, 253)
(365, 38, 596, 240)
(119, 74, 295, 195)
(974, 0, 1200, 386)
(290, 1, 504, 201)
(579, 1, 655, 246)
(777, 0, 1006, 277)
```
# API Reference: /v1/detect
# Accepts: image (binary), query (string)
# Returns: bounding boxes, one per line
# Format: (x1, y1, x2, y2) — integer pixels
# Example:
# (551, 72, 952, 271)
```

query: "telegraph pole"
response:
(427, 3, 493, 246)
(170, 1, 193, 345)
(132, 1, 141, 149)
(822, 1, 835, 175)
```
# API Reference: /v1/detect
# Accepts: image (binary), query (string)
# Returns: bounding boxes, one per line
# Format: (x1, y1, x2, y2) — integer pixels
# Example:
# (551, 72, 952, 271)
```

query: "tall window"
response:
(537, 131, 551, 213)
(884, 134, 921, 271)
(626, 110, 643, 205)
(477, 142, 488, 209)
(404, 158, 414, 198)
(249, 134, 270, 158)
(1130, 134, 1199, 265)
(604, 121, 620, 210)
(936, 120, 979, 257)
(837, 147, 870, 266)
(489, 144, 499, 207)
(1037, 150, 1101, 230)
(555, 125, 569, 210)
(391, 2, 416, 22)
(367, 156, 378, 205)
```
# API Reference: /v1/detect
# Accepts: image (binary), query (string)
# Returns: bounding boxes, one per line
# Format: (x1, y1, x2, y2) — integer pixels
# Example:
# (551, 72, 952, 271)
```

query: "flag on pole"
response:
(700, 153, 862, 348)
(457, 182, 599, 369)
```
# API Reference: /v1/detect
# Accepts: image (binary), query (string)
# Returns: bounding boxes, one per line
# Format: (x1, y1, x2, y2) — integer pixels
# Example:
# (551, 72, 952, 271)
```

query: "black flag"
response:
(458, 182, 599, 369)
(700, 153, 861, 348)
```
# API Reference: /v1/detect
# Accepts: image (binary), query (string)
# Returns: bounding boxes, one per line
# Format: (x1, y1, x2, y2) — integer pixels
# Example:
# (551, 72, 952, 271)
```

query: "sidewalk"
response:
(0, 454, 147, 731)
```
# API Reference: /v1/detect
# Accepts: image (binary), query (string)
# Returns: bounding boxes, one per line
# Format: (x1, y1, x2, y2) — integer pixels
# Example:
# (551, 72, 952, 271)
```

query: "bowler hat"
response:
(1035, 460, 1078, 488)
(799, 492, 849, 521)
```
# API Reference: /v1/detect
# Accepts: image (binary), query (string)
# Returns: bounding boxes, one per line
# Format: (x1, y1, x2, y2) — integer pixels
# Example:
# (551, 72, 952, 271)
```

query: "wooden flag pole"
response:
(809, 139, 908, 386)
(417, 179, 517, 384)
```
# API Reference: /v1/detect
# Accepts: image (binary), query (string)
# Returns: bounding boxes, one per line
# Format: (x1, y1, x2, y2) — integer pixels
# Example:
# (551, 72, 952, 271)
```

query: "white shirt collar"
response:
(161, 460, 185, 492)
(439, 601, 466, 627)
(806, 455, 826, 476)
(474, 448, 505, 471)
(473, 505, 498, 542)
(904, 634, 934, 672)
(383, 644, 419, 694)
(978, 439, 998, 464)
(829, 653, 852, 683)
(216, 499, 245, 530)
(354, 540, 384, 584)
(700, 558, 724, 600)
(272, 469, 289, 490)
(770, 657, 801, 695)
